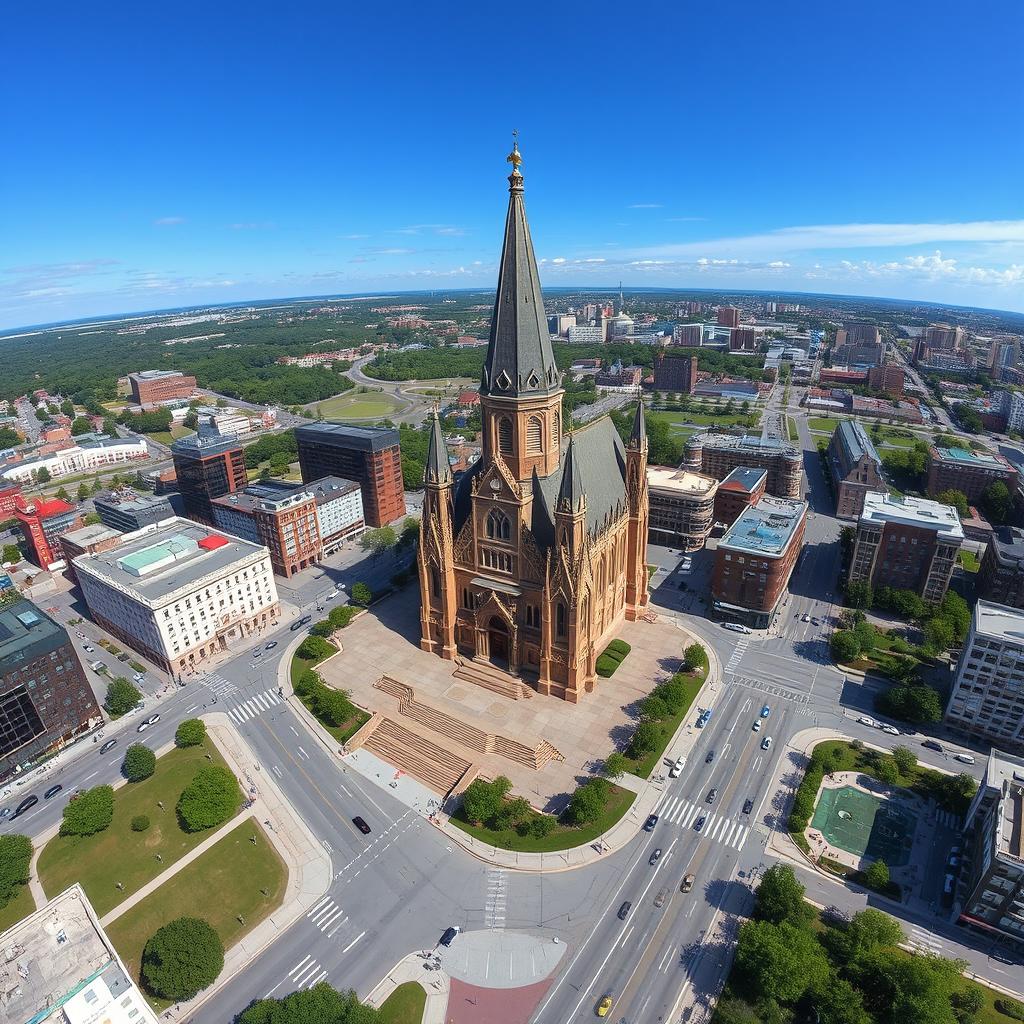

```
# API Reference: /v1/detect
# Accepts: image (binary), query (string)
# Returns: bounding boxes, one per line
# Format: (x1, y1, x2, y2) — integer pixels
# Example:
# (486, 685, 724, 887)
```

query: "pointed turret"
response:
(556, 435, 585, 515)
(480, 140, 560, 398)
(629, 399, 647, 451)
(424, 410, 452, 487)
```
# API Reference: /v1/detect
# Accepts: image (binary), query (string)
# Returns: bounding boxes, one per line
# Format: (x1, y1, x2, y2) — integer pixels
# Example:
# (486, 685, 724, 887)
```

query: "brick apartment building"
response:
(712, 467, 767, 528)
(59, 523, 124, 584)
(730, 327, 759, 351)
(925, 446, 1018, 503)
(170, 433, 248, 525)
(978, 526, 1024, 610)
(0, 484, 22, 518)
(652, 351, 698, 394)
(646, 467, 718, 550)
(867, 364, 905, 396)
(717, 306, 740, 329)
(295, 423, 406, 527)
(848, 492, 964, 602)
(0, 599, 100, 781)
(684, 433, 803, 499)
(827, 419, 886, 519)
(712, 495, 807, 627)
(128, 370, 197, 405)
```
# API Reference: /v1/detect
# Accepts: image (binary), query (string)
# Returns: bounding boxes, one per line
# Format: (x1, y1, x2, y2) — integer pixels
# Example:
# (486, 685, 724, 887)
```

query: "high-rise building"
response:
(93, 490, 175, 533)
(717, 306, 740, 329)
(711, 495, 807, 627)
(14, 496, 84, 569)
(836, 322, 881, 347)
(945, 601, 1024, 753)
(924, 323, 964, 351)
(295, 423, 406, 528)
(925, 446, 1017, 503)
(988, 339, 1018, 373)
(0, 599, 99, 780)
(307, 475, 365, 554)
(848, 493, 963, 602)
(867, 364, 905, 396)
(646, 467, 718, 550)
(73, 518, 280, 674)
(978, 526, 1024, 610)
(653, 351, 698, 394)
(128, 369, 198, 405)
(957, 748, 1024, 947)
(170, 432, 248, 525)
(684, 433, 803, 499)
(672, 323, 703, 347)
(826, 420, 886, 519)
(730, 327, 759, 351)
(566, 324, 604, 344)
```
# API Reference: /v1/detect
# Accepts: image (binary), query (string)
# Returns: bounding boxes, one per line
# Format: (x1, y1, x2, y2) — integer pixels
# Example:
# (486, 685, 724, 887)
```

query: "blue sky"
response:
(3, 1, 1024, 330)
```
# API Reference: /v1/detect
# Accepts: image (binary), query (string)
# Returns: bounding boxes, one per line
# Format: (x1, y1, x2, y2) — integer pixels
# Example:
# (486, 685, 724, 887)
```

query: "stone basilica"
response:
(417, 143, 650, 702)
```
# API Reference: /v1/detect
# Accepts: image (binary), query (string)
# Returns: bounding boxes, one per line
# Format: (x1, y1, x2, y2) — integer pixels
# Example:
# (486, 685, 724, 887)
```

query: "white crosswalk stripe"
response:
(724, 640, 750, 671)
(227, 688, 283, 725)
(659, 798, 752, 849)
(306, 896, 348, 934)
(201, 672, 238, 698)
(287, 954, 328, 988)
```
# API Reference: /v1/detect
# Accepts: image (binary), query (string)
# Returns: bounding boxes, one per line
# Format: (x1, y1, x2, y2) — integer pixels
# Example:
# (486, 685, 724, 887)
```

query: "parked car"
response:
(742, 799, 754, 814)
(11, 795, 38, 819)
(801, 613, 810, 622)
(752, 720, 762, 732)
(82, 644, 94, 653)
(760, 705, 771, 718)
(265, 641, 278, 650)
(99, 739, 117, 754)
(352, 816, 372, 835)
(922, 740, 944, 752)
(954, 753, 976, 764)
(617, 901, 631, 920)
(439, 925, 460, 947)
(44, 784, 62, 799)
(669, 756, 686, 778)
(649, 848, 662, 865)
(722, 622, 751, 634)
(881, 725, 900, 736)
(705, 750, 715, 764)
(761, 736, 773, 751)
(857, 716, 876, 726)
(680, 873, 695, 893)
(643, 814, 659, 831)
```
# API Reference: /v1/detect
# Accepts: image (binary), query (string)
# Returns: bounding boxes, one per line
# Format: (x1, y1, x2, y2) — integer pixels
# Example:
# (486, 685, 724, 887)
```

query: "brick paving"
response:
(446, 977, 553, 1024)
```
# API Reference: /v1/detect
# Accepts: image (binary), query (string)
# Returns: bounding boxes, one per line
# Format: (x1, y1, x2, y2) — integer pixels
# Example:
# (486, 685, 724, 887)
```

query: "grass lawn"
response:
(451, 784, 635, 853)
(147, 431, 174, 445)
(787, 416, 798, 441)
(807, 416, 844, 433)
(37, 742, 235, 917)
(378, 982, 427, 1024)
(169, 424, 195, 440)
(315, 391, 402, 419)
(106, 818, 286, 1010)
(625, 669, 706, 778)
(959, 549, 981, 573)
(648, 409, 759, 432)
(0, 882, 35, 933)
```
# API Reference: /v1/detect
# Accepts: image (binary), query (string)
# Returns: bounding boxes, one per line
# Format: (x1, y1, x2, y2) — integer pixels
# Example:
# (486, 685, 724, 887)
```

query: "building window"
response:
(497, 417, 513, 455)
(430, 564, 440, 599)
(552, 411, 560, 447)
(526, 416, 543, 454)
(486, 508, 511, 541)
(556, 602, 567, 638)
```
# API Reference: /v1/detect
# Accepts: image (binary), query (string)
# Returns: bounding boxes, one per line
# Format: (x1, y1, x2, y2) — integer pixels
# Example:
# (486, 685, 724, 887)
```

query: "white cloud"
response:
(342, 233, 370, 239)
(395, 224, 466, 237)
(628, 203, 663, 209)
(153, 216, 184, 226)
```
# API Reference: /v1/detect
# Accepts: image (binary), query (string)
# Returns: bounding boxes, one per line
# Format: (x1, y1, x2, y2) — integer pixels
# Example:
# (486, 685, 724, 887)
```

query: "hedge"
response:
(596, 654, 621, 678)
(606, 639, 632, 658)
(996, 1000, 1024, 1022)
(788, 751, 826, 834)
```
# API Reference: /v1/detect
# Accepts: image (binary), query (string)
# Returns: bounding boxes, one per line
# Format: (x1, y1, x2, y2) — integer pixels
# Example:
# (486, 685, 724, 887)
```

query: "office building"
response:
(15, 496, 83, 570)
(59, 523, 124, 584)
(646, 467, 718, 550)
(0, 599, 99, 780)
(945, 602, 1024, 753)
(74, 518, 280, 674)
(957, 747, 1024, 946)
(653, 351, 698, 394)
(0, 437, 148, 486)
(827, 419, 886, 519)
(307, 475, 365, 553)
(0, 483, 22, 518)
(836, 323, 881, 347)
(170, 432, 248, 525)
(549, 313, 576, 336)
(979, 527, 1024, 610)
(867, 364, 905, 395)
(924, 323, 965, 351)
(94, 490, 175, 533)
(730, 327, 759, 351)
(128, 369, 197, 405)
(711, 495, 807, 627)
(926, 446, 1018, 504)
(717, 306, 740, 329)
(211, 480, 322, 578)
(672, 323, 703, 347)
(988, 339, 1018, 374)
(566, 324, 604, 345)
(684, 433, 803, 499)
(848, 492, 963, 602)
(713, 467, 768, 528)
(0, 884, 159, 1024)
(296, 422, 406, 528)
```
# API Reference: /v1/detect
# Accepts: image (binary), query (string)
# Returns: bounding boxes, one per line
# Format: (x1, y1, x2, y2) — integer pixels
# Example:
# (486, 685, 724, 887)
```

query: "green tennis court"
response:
(811, 785, 916, 866)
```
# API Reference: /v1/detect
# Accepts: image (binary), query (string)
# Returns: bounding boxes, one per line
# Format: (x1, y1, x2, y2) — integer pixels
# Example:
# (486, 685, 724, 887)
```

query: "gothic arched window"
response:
(526, 416, 543, 454)
(430, 564, 441, 599)
(556, 601, 567, 638)
(497, 417, 513, 455)
(551, 411, 560, 448)
(486, 508, 511, 541)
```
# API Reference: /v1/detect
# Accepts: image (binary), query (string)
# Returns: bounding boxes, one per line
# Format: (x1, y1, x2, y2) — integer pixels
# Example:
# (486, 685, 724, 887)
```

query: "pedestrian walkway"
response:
(228, 687, 282, 724)
(285, 953, 330, 990)
(365, 954, 448, 1023)
(724, 639, 750, 673)
(936, 807, 961, 829)
(485, 869, 507, 929)
(200, 672, 239, 700)
(654, 793, 751, 851)
(731, 674, 815, 710)
(305, 894, 350, 937)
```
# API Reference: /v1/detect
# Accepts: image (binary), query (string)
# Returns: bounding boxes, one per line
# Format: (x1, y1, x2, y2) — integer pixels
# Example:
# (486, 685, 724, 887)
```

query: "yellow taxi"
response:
(596, 995, 614, 1017)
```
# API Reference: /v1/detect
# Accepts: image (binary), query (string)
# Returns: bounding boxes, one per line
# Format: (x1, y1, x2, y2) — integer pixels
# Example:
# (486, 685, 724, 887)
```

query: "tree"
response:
(237, 983, 377, 1024)
(864, 858, 890, 891)
(141, 916, 224, 1000)
(924, 616, 955, 653)
(460, 776, 511, 826)
(627, 721, 659, 759)
(891, 745, 917, 776)
(981, 481, 1012, 524)
(55, 485, 70, 501)
(131, 815, 150, 832)
(122, 743, 156, 782)
(310, 685, 355, 727)
(640, 693, 669, 721)
(683, 642, 708, 672)
(175, 718, 207, 748)
(1, 543, 20, 565)
(845, 580, 874, 609)
(952, 986, 985, 1024)
(102, 416, 119, 437)
(176, 765, 241, 832)
(293, 668, 320, 698)
(59, 785, 115, 836)
(809, 971, 872, 1024)
(359, 526, 397, 557)
(527, 814, 556, 838)
(493, 796, 532, 832)
(104, 677, 141, 717)
(327, 604, 356, 629)
(0, 834, 32, 907)
(71, 416, 93, 436)
(34, 407, 48, 422)
(183, 410, 199, 430)
(602, 752, 629, 779)
(734, 919, 830, 1005)
(853, 620, 877, 653)
(83, 511, 101, 525)
(91, 478, 103, 494)
(297, 635, 336, 662)
(830, 908, 904, 965)
(77, 482, 91, 501)
(35, 466, 51, 484)
(936, 489, 969, 517)
(875, 757, 900, 785)
(350, 582, 372, 606)
(878, 683, 943, 724)
(830, 630, 861, 662)
(566, 777, 610, 826)
(754, 864, 809, 926)
(399, 517, 420, 546)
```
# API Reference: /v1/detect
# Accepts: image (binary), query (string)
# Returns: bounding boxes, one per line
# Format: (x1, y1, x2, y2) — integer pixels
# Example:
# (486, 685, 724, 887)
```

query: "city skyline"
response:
(4, 2, 1024, 328)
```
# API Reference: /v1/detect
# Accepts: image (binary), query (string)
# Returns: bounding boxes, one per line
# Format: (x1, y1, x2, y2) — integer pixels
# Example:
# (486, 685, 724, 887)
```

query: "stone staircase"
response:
(362, 716, 472, 796)
(374, 675, 564, 771)
(453, 657, 534, 700)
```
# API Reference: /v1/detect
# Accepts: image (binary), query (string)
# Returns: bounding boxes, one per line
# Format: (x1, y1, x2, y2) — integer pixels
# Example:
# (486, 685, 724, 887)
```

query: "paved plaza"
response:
(317, 586, 690, 806)
(811, 782, 917, 866)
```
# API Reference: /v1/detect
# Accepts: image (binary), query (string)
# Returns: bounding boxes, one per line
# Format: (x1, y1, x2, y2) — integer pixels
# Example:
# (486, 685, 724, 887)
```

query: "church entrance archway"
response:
(487, 616, 510, 667)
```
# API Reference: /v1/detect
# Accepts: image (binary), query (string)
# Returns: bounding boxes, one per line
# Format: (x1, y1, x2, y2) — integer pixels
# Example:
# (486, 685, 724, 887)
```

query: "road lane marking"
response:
(298, 746, 309, 760)
(272, 765, 282, 778)
(83, 770, 98, 781)
(340, 930, 365, 955)
(288, 955, 312, 977)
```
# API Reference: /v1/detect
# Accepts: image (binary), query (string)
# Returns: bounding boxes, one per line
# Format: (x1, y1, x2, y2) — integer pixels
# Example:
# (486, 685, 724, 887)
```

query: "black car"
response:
(99, 739, 117, 754)
(707, 788, 717, 804)
(352, 816, 371, 835)
(694, 816, 706, 832)
(705, 750, 715, 764)
(643, 813, 659, 831)
(922, 740, 943, 752)
(116, 652, 130, 662)
(439, 926, 460, 947)
(44, 784, 63, 799)
(649, 848, 662, 865)
(11, 795, 38, 819)
(742, 799, 754, 814)
(617, 901, 631, 920)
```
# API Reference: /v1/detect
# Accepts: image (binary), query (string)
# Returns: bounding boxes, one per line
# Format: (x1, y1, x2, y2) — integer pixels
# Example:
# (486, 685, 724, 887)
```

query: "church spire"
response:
(480, 137, 560, 399)
(424, 410, 452, 486)
(556, 434, 585, 515)
(629, 398, 647, 450)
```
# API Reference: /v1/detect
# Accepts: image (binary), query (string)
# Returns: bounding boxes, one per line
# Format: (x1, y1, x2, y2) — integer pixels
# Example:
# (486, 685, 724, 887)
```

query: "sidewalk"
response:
(365, 956, 449, 1024)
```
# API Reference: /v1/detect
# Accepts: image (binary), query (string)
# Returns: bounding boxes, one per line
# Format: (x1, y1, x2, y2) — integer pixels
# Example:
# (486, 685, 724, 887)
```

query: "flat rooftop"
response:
(719, 495, 807, 557)
(697, 432, 800, 458)
(835, 418, 881, 466)
(973, 599, 1024, 645)
(129, 369, 188, 380)
(646, 466, 717, 497)
(295, 421, 400, 452)
(0, 884, 134, 1024)
(306, 475, 361, 503)
(94, 491, 173, 514)
(74, 517, 268, 605)
(718, 466, 767, 493)
(983, 749, 1024, 864)
(0, 599, 67, 669)
(860, 492, 964, 540)
(169, 431, 242, 458)
(932, 445, 1012, 470)
(59, 523, 122, 547)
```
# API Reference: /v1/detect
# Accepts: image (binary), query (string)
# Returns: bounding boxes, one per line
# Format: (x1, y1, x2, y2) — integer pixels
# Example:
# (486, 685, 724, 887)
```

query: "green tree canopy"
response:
(460, 776, 511, 826)
(141, 916, 224, 1000)
(297, 635, 336, 662)
(566, 777, 611, 826)
(237, 983, 379, 1024)
(891, 746, 917, 776)
(175, 718, 207, 748)
(104, 677, 141, 717)
(0, 834, 33, 907)
(59, 785, 114, 837)
(864, 859, 891, 891)
(734, 919, 830, 1005)
(844, 580, 874, 609)
(1, 544, 21, 565)
(310, 685, 356, 728)
(754, 864, 810, 926)
(602, 752, 628, 779)
(359, 526, 397, 557)
(683, 642, 708, 671)
(122, 743, 156, 782)
(349, 582, 372, 606)
(981, 481, 1013, 523)
(830, 630, 861, 662)
(627, 720, 659, 759)
(177, 765, 241, 833)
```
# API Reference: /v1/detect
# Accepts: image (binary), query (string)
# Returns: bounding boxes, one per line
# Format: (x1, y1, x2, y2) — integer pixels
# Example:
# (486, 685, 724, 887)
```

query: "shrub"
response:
(603, 647, 626, 664)
(297, 635, 336, 663)
(104, 677, 141, 717)
(596, 653, 621, 677)
(310, 620, 335, 638)
(123, 743, 156, 782)
(129, 660, 145, 673)
(628, 721, 659, 759)
(175, 718, 206, 748)
(606, 639, 631, 657)
(141, 917, 224, 1000)
(640, 694, 669, 721)
(60, 785, 115, 837)
(566, 777, 611, 826)
(460, 776, 512, 826)
(131, 815, 150, 832)
(864, 859, 890, 892)
(683, 643, 708, 672)
(327, 604, 356, 629)
(995, 999, 1024, 1021)
(309, 685, 356, 728)
(350, 582, 372, 606)
(603, 752, 629, 779)
(0, 834, 32, 906)
(293, 669, 321, 698)
(526, 814, 556, 838)
(830, 630, 861, 663)
(177, 766, 241, 833)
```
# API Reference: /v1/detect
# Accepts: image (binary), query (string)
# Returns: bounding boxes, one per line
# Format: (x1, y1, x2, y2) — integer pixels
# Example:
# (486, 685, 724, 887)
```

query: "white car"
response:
(882, 725, 900, 736)
(669, 756, 686, 778)
(722, 622, 751, 634)
(801, 613, 810, 623)
(857, 716, 875, 726)
(761, 736, 773, 751)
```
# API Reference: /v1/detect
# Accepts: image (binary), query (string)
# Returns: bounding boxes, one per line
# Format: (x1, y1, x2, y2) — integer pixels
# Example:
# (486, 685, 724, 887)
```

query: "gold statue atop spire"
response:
(506, 129, 522, 172)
